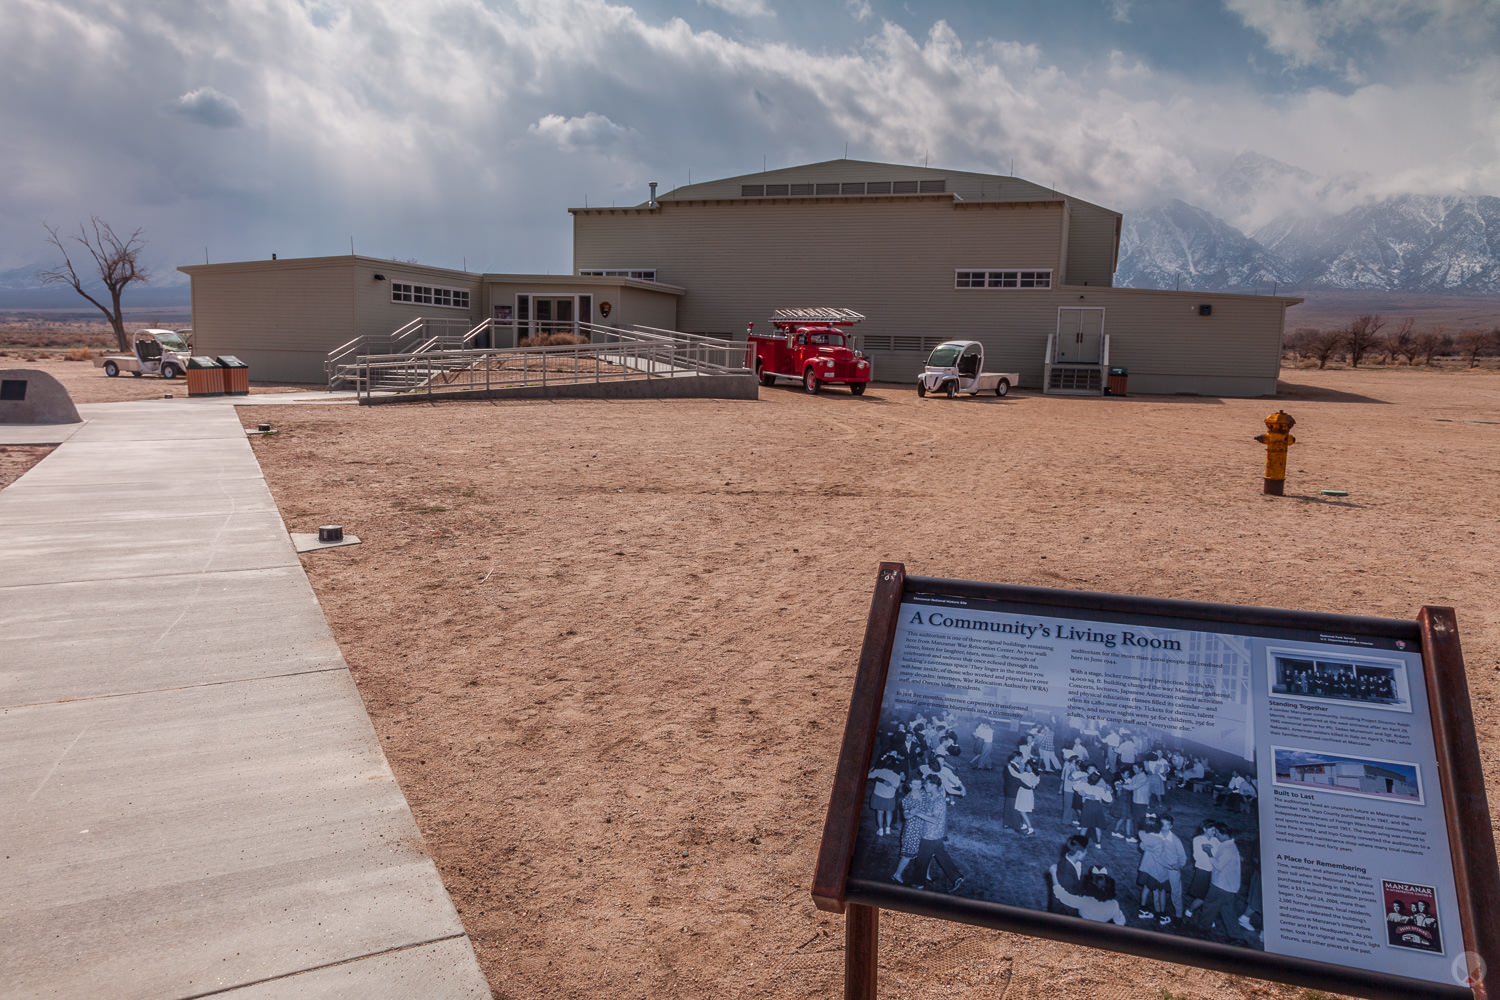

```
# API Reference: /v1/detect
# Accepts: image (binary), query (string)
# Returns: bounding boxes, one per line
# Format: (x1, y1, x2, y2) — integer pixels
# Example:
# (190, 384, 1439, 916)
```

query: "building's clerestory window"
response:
(391, 282, 471, 308)
(578, 268, 657, 281)
(955, 269, 1052, 290)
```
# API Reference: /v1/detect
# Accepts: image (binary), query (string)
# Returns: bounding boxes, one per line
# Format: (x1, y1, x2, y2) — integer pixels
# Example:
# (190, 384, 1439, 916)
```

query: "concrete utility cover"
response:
(291, 532, 362, 553)
(0, 369, 81, 425)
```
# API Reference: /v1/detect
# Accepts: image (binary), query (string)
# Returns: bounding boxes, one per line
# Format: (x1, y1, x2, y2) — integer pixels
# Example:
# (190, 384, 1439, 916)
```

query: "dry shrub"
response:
(64, 346, 94, 361)
(0, 325, 118, 350)
(518, 332, 588, 347)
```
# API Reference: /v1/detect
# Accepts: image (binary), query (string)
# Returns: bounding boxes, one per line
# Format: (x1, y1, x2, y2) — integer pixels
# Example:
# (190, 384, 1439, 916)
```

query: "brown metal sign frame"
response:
(813, 563, 1500, 1000)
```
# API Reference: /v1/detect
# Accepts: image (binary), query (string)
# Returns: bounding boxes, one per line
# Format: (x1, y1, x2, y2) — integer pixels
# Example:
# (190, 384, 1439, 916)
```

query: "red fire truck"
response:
(747, 307, 872, 395)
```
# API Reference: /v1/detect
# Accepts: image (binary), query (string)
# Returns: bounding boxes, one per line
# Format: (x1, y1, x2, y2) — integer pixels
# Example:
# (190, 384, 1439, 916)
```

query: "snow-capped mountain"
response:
(1117, 193, 1500, 294)
(1117, 199, 1295, 291)
(1256, 195, 1500, 293)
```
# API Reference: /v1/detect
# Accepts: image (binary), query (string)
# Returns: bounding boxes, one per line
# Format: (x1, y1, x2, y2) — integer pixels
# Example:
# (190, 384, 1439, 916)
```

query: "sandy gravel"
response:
(8, 358, 1500, 999)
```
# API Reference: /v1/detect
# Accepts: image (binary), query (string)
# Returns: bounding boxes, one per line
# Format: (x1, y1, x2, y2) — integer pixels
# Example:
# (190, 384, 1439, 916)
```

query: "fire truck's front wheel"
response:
(803, 368, 821, 394)
(850, 382, 866, 396)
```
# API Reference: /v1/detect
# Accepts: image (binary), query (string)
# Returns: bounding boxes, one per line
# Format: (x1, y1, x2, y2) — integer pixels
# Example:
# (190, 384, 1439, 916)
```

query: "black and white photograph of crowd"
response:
(849, 706, 1264, 948)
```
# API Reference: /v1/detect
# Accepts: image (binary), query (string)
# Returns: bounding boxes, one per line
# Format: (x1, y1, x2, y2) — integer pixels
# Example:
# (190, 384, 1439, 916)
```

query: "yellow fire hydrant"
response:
(1254, 410, 1296, 496)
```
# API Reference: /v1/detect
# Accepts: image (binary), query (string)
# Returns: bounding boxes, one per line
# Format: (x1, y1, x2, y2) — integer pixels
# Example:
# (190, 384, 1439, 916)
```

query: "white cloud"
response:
(0, 0, 1496, 278)
(1224, 0, 1328, 68)
(846, 0, 873, 21)
(1225, 0, 1500, 74)
(529, 112, 635, 153)
(695, 0, 773, 17)
(172, 87, 247, 128)
(1105, 0, 1133, 24)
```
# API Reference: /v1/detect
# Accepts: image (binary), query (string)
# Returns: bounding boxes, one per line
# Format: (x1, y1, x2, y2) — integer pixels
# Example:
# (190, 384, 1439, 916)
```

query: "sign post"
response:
(814, 564, 1499, 1000)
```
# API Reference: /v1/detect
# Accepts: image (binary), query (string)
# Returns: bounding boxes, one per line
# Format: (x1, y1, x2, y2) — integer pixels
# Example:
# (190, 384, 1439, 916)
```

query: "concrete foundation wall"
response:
(359, 374, 758, 405)
(196, 349, 330, 385)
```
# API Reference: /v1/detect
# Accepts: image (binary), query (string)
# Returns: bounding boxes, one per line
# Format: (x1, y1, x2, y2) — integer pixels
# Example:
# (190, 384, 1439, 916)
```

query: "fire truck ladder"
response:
(769, 307, 865, 326)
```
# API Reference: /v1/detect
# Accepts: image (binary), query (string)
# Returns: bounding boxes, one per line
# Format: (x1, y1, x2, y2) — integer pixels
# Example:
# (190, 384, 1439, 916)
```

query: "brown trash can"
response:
(186, 356, 226, 397)
(1105, 366, 1128, 396)
(217, 356, 250, 396)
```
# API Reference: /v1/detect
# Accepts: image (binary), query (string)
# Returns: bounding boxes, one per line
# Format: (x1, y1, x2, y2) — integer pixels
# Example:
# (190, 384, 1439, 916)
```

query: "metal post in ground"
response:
(845, 904, 877, 1000)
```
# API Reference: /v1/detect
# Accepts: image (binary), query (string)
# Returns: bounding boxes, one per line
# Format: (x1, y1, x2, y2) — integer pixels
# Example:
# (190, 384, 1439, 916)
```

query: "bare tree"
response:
(1308, 328, 1344, 369)
(1343, 314, 1385, 368)
(37, 217, 151, 352)
(1413, 326, 1446, 366)
(1383, 317, 1416, 365)
(1455, 327, 1497, 368)
(1284, 327, 1321, 365)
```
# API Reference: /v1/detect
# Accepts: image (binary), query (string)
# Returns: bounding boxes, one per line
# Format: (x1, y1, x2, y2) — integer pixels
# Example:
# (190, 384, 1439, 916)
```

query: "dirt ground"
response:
(8, 358, 1500, 999)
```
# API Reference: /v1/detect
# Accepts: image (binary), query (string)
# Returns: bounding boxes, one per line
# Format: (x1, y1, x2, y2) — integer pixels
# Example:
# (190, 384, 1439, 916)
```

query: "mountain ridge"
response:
(1118, 193, 1500, 295)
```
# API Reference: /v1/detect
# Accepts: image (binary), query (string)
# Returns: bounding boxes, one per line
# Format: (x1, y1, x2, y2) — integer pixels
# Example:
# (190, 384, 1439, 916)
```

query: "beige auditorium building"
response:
(182, 159, 1300, 395)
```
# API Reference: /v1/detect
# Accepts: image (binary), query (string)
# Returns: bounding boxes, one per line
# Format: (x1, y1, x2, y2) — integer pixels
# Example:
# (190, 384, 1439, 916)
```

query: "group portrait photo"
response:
(1267, 649, 1412, 713)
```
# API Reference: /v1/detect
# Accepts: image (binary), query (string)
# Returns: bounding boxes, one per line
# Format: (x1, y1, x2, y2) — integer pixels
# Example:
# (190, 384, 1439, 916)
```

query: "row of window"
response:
(569, 268, 1052, 293)
(955, 269, 1052, 289)
(740, 179, 946, 198)
(391, 282, 470, 309)
(578, 268, 657, 281)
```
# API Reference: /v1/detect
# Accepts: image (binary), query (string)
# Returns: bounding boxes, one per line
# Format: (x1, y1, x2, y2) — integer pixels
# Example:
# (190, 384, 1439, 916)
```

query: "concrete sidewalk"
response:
(0, 401, 491, 999)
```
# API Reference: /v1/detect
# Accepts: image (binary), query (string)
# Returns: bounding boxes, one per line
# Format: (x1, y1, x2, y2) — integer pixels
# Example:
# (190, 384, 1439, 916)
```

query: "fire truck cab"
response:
(747, 307, 872, 395)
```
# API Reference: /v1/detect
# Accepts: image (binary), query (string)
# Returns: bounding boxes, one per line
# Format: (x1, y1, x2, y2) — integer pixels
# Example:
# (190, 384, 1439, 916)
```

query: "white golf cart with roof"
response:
(916, 340, 1019, 398)
(96, 329, 193, 379)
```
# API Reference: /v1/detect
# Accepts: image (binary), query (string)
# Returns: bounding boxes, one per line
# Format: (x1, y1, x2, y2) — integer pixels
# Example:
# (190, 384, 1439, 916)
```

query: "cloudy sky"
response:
(3, 0, 1496, 297)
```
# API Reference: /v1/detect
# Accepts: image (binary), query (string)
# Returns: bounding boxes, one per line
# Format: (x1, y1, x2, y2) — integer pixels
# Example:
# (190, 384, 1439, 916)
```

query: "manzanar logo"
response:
(909, 610, 1184, 651)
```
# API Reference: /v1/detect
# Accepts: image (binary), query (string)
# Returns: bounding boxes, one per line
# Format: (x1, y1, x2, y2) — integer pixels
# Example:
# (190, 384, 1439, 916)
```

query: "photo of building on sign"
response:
(1272, 747, 1423, 805)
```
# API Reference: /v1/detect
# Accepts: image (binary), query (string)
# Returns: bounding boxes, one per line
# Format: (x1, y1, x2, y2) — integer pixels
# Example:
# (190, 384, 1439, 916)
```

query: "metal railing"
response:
(325, 317, 476, 389)
(1042, 332, 1112, 395)
(350, 326, 751, 401)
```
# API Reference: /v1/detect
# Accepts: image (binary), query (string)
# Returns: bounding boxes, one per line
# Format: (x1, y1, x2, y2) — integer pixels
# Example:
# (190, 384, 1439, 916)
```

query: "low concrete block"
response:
(0, 369, 82, 425)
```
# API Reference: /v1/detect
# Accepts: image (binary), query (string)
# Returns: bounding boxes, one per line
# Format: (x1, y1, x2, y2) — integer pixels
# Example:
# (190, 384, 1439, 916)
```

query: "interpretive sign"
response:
(814, 564, 1500, 1000)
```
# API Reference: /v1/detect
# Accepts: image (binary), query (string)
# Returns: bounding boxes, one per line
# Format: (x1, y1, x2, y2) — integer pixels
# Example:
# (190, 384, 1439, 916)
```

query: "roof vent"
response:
(648, 181, 658, 208)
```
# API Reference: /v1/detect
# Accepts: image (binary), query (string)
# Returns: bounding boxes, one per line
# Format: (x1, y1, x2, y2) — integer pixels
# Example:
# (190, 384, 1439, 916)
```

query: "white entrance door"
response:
(1055, 308, 1105, 363)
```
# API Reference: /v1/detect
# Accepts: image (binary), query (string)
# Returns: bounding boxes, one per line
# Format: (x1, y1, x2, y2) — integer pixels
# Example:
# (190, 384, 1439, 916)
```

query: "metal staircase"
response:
(325, 317, 486, 390)
(1043, 331, 1111, 396)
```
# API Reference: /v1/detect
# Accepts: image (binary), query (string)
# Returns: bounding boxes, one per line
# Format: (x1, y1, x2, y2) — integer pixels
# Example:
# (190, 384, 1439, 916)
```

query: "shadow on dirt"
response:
(1274, 381, 1391, 404)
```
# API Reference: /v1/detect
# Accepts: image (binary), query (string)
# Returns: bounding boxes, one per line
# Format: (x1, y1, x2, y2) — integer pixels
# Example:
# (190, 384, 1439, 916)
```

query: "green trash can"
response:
(217, 356, 250, 396)
(186, 356, 225, 397)
(1106, 366, 1128, 396)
